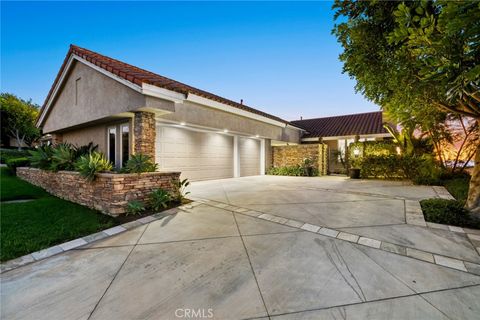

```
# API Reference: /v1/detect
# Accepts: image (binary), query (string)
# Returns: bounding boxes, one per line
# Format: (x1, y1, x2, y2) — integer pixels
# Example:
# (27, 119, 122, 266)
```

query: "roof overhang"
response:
(302, 132, 392, 142)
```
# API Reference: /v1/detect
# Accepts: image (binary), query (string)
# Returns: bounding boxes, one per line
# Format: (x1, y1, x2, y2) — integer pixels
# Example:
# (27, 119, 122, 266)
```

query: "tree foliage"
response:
(0, 93, 40, 148)
(332, 0, 480, 213)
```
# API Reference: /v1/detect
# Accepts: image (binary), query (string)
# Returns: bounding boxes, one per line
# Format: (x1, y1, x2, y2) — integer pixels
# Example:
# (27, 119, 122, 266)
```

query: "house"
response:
(36, 45, 303, 181)
(291, 112, 392, 173)
(37, 45, 392, 180)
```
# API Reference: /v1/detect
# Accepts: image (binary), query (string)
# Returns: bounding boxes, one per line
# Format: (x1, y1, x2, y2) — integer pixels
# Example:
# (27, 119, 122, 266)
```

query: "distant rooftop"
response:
(291, 111, 389, 138)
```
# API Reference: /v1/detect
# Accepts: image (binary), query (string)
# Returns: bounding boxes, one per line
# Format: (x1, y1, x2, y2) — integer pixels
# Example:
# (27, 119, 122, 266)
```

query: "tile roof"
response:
(290, 111, 389, 138)
(40, 45, 289, 125)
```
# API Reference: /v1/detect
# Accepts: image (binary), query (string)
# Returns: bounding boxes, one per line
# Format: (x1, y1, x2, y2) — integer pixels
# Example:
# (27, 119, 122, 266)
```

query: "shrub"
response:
(50, 143, 77, 171)
(122, 154, 158, 173)
(149, 188, 171, 211)
(126, 200, 146, 216)
(268, 165, 304, 176)
(171, 178, 190, 203)
(28, 145, 54, 170)
(74, 152, 113, 181)
(355, 154, 442, 184)
(0, 148, 30, 164)
(420, 199, 475, 227)
(6, 157, 30, 174)
(267, 159, 318, 177)
(74, 142, 98, 158)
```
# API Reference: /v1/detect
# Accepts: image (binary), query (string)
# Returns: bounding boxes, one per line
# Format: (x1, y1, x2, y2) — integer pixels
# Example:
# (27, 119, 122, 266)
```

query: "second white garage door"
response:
(155, 126, 234, 181)
(239, 137, 261, 177)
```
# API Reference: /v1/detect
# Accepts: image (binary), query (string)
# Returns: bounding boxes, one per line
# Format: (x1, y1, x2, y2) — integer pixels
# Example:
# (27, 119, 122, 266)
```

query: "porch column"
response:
(133, 111, 156, 159)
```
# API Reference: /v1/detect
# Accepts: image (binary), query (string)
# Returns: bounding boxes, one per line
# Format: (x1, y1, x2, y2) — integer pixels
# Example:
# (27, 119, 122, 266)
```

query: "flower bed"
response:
(16, 167, 180, 216)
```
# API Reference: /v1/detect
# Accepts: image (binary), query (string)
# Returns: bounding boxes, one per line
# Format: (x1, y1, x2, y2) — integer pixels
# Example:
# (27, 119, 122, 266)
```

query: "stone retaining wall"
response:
(16, 167, 180, 216)
(272, 144, 328, 175)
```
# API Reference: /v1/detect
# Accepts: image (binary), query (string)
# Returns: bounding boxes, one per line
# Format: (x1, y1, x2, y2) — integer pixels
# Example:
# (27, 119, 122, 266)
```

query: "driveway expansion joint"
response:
(0, 205, 187, 274)
(198, 198, 480, 276)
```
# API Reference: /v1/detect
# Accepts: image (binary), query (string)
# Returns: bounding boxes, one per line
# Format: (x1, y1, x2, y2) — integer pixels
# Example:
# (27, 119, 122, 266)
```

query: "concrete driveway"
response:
(2, 176, 480, 319)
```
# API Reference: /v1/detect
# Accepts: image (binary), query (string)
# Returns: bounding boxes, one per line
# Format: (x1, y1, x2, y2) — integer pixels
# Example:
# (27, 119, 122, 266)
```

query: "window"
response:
(120, 124, 130, 166)
(108, 127, 116, 165)
(107, 123, 130, 168)
(75, 78, 81, 105)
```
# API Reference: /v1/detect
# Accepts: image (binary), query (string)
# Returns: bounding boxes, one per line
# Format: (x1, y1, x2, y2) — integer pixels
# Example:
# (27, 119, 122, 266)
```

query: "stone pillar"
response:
(133, 111, 156, 159)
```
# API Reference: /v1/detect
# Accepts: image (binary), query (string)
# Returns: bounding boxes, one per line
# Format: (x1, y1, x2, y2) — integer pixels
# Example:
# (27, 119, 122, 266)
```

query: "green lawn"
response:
(1, 167, 118, 261)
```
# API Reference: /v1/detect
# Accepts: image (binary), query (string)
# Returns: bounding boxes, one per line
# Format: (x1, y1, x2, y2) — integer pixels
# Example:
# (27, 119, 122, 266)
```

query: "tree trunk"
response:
(466, 141, 480, 215)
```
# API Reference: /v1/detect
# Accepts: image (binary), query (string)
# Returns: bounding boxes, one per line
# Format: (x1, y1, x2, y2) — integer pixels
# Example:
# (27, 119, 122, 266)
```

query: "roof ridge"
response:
(291, 111, 383, 123)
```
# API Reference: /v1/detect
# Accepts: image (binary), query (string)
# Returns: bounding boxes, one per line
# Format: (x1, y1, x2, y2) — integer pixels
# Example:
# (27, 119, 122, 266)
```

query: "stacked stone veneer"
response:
(16, 167, 180, 216)
(134, 111, 156, 159)
(272, 144, 328, 175)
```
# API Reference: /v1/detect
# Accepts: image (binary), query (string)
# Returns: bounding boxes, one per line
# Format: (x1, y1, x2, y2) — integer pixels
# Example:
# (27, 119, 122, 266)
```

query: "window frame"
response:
(107, 125, 117, 166)
(119, 123, 130, 167)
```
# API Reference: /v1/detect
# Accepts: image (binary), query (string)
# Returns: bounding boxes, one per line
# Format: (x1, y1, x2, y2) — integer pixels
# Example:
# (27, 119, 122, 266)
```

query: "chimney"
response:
(300, 116, 303, 120)
(240, 99, 243, 105)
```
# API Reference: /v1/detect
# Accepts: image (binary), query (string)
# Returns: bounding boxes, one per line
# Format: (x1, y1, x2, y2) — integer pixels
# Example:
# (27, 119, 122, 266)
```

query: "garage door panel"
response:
(156, 126, 233, 181)
(239, 137, 260, 177)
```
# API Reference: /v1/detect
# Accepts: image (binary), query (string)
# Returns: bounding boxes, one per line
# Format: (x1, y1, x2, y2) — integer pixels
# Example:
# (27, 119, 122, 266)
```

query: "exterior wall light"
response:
(223, 129, 229, 133)
(396, 146, 401, 155)
(180, 122, 186, 126)
(353, 148, 360, 157)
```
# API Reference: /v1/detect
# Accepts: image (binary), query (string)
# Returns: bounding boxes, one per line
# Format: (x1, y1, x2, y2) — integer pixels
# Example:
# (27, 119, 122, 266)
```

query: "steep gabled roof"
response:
(39, 44, 290, 126)
(291, 111, 389, 138)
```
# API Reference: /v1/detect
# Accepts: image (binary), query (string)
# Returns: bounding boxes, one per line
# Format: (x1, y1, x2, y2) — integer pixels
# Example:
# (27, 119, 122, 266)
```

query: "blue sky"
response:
(1, 1, 378, 121)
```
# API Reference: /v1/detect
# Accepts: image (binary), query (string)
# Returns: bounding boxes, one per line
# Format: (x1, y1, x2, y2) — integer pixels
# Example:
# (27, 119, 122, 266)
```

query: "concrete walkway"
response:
(2, 176, 480, 319)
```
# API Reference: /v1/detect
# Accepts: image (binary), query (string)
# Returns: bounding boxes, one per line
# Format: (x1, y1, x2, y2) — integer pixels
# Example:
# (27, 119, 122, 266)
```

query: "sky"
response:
(1, 1, 379, 121)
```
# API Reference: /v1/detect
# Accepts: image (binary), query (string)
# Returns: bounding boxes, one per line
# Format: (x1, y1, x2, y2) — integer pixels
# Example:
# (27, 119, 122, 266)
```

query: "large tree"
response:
(332, 0, 480, 213)
(0, 93, 40, 149)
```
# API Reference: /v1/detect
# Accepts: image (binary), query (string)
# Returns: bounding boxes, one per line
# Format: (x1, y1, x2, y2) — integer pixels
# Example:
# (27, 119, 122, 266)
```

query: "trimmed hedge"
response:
(267, 165, 318, 177)
(0, 148, 31, 164)
(352, 154, 442, 185)
(420, 199, 479, 228)
(6, 157, 30, 174)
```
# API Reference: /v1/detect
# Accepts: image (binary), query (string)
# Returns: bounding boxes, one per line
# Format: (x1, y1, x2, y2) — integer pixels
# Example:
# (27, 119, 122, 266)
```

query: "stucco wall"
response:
(42, 61, 145, 133)
(61, 123, 108, 154)
(159, 101, 301, 143)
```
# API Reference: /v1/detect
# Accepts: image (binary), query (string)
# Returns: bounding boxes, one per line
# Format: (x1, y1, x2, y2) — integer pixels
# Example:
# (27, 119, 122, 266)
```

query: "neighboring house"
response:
(291, 112, 392, 173)
(36, 45, 303, 181)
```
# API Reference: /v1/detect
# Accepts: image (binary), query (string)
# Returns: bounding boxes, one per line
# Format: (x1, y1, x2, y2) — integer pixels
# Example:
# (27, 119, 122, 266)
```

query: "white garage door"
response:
(155, 125, 234, 181)
(239, 137, 261, 177)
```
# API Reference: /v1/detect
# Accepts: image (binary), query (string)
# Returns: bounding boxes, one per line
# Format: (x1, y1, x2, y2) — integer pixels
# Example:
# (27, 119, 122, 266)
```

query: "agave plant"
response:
(28, 145, 54, 170)
(123, 154, 158, 173)
(74, 142, 98, 159)
(74, 152, 113, 181)
(51, 143, 77, 171)
(149, 188, 171, 211)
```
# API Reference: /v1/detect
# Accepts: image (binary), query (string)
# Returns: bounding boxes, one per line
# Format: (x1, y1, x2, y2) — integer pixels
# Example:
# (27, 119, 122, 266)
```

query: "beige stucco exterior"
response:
(41, 61, 145, 134)
(158, 101, 300, 143)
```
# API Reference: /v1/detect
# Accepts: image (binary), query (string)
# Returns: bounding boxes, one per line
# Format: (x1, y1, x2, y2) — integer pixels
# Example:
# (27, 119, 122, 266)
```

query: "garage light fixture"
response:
(180, 122, 186, 126)
(223, 129, 229, 133)
(255, 135, 259, 138)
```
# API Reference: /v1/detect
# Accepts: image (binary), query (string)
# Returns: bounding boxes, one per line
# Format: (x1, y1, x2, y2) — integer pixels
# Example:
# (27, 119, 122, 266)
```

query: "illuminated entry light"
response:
(180, 122, 186, 126)
(223, 129, 229, 133)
